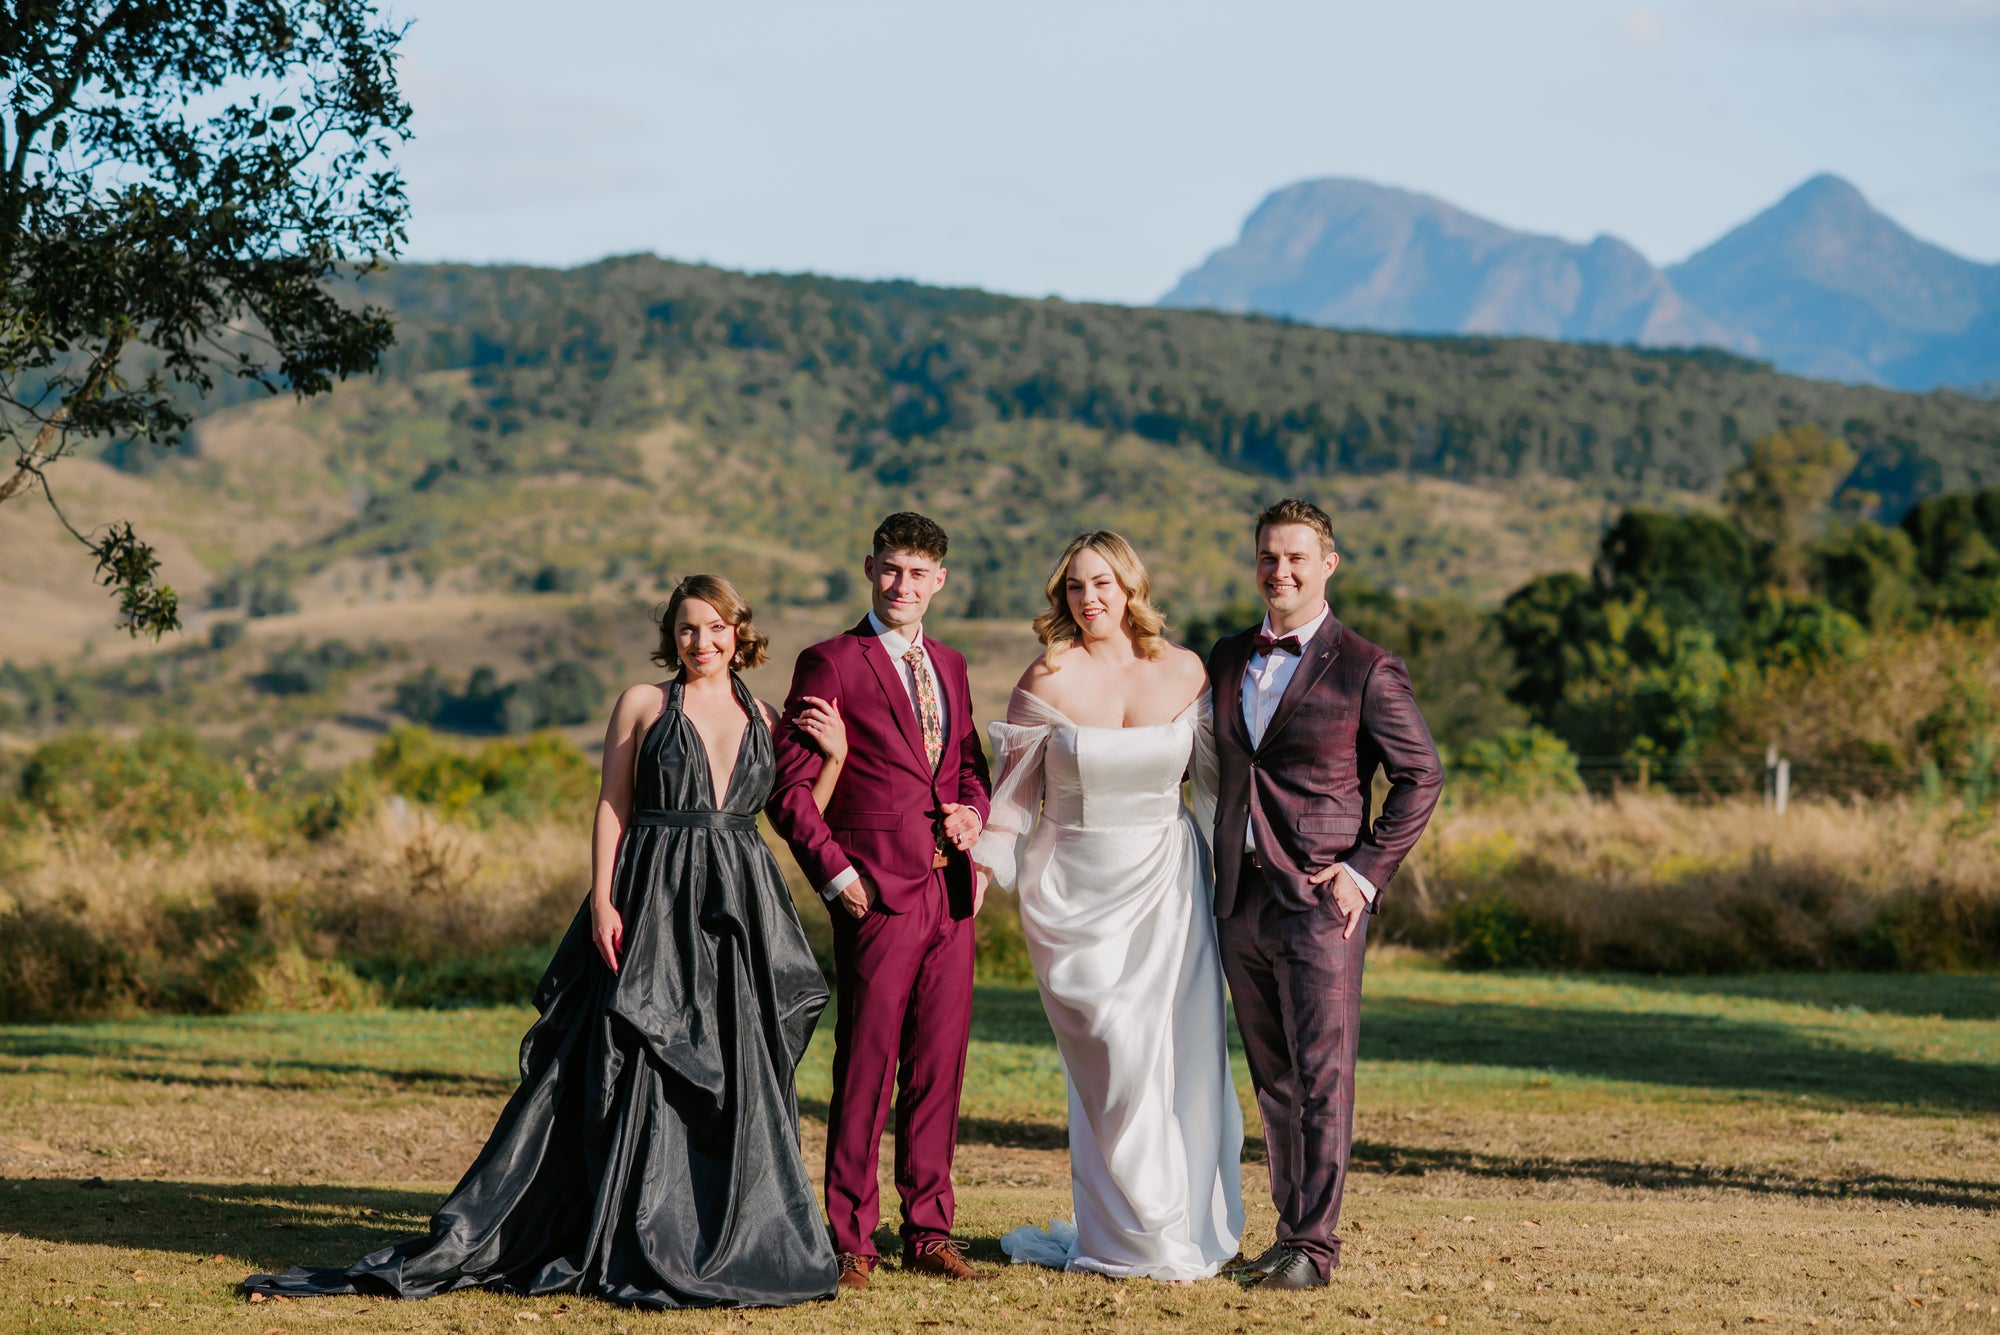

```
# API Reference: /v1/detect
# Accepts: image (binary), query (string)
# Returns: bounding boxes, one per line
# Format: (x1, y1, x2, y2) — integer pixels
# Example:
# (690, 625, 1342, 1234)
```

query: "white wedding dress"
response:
(972, 689, 1244, 1281)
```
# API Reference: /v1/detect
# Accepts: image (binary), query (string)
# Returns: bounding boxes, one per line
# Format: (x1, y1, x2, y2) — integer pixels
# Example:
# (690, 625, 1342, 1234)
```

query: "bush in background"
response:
(1379, 793, 2000, 972)
(391, 660, 606, 735)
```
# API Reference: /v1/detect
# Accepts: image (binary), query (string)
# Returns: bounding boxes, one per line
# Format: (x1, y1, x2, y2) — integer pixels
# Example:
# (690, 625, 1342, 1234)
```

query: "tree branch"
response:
(0, 332, 125, 504)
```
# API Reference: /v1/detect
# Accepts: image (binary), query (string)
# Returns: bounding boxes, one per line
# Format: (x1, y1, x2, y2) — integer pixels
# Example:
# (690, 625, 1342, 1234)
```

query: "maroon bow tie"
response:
(1253, 633, 1304, 657)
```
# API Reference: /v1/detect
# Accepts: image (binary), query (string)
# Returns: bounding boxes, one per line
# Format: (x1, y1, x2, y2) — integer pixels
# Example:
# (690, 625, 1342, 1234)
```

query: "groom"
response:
(1207, 498, 1443, 1290)
(768, 512, 992, 1290)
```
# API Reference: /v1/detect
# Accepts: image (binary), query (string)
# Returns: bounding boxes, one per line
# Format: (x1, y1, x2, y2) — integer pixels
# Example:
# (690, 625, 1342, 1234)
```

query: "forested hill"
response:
(352, 255, 2000, 516)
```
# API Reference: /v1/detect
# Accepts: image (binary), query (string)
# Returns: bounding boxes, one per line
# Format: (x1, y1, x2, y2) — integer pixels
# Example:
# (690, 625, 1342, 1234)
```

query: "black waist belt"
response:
(630, 809, 757, 832)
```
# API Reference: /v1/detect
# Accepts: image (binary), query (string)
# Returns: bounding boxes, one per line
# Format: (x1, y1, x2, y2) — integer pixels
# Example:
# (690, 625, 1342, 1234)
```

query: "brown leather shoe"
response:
(903, 1239, 992, 1281)
(836, 1253, 876, 1291)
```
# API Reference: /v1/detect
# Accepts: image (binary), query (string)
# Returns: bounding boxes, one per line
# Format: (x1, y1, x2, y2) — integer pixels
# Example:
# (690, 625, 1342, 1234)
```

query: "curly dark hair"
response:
(651, 574, 770, 673)
(872, 512, 949, 562)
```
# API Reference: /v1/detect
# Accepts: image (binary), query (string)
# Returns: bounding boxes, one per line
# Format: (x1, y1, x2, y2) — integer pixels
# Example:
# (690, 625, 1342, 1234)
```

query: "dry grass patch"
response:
(1392, 792, 2000, 971)
(0, 965, 1995, 1331)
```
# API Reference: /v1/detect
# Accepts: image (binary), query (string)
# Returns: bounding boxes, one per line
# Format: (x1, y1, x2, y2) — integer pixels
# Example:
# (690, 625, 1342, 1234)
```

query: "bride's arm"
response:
(1189, 691, 1220, 839)
(970, 676, 1058, 892)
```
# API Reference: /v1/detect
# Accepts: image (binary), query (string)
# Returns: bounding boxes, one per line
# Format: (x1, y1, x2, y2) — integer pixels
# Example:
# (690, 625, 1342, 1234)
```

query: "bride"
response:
(972, 532, 1244, 1282)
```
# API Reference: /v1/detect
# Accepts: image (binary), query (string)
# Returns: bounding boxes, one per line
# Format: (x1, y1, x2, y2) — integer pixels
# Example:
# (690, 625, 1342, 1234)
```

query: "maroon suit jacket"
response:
(1207, 614, 1443, 917)
(767, 619, 992, 920)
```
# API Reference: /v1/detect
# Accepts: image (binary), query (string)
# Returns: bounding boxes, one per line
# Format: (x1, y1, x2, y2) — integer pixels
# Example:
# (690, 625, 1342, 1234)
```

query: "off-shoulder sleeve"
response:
(969, 688, 1060, 891)
(1189, 691, 1219, 838)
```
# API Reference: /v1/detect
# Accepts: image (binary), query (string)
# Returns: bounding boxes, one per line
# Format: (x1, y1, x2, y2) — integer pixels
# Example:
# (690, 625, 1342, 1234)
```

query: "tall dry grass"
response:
(0, 805, 585, 1019)
(1388, 791, 2000, 971)
(0, 802, 1036, 1021)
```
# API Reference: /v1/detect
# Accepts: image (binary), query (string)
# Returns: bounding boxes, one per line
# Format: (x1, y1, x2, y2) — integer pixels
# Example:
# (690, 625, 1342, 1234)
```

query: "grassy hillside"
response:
(8, 256, 2000, 757)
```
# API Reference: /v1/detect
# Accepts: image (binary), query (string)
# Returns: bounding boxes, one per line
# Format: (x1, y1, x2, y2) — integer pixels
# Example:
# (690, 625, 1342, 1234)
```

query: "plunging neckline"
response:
(1018, 690, 1201, 732)
(648, 677, 756, 810)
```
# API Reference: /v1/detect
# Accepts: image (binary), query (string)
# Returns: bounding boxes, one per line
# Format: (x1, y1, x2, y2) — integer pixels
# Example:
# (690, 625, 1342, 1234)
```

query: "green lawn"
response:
(0, 960, 1995, 1332)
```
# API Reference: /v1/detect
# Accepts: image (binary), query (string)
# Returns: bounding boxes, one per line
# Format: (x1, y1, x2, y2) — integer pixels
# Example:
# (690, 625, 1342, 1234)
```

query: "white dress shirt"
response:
(1240, 603, 1377, 904)
(823, 611, 946, 897)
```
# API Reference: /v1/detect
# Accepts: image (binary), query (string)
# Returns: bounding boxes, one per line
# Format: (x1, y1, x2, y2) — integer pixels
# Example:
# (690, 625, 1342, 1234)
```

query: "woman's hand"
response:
(591, 896, 624, 973)
(796, 695, 847, 766)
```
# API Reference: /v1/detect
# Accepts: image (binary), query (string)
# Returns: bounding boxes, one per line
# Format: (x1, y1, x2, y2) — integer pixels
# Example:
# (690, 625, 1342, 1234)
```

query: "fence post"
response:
(1775, 757, 1790, 815)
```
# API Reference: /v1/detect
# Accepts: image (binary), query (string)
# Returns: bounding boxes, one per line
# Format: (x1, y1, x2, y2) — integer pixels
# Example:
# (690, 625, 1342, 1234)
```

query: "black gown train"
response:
(245, 676, 839, 1308)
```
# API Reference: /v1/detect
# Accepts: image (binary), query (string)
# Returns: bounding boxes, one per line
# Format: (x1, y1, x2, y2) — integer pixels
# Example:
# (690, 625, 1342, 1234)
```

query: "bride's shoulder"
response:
(1009, 653, 1074, 721)
(1013, 649, 1069, 694)
(1155, 643, 1209, 685)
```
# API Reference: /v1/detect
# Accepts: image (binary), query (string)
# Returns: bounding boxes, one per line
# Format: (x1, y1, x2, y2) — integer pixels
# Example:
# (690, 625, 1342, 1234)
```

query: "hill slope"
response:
(6, 254, 2000, 668)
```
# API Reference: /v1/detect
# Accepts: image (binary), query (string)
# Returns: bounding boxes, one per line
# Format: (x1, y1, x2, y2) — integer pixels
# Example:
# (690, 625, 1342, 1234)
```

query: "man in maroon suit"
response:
(767, 512, 994, 1290)
(1206, 498, 1444, 1291)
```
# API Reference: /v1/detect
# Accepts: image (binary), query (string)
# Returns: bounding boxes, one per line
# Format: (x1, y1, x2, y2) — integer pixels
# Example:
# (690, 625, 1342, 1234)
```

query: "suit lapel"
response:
(1260, 615, 1343, 750)
(855, 622, 931, 772)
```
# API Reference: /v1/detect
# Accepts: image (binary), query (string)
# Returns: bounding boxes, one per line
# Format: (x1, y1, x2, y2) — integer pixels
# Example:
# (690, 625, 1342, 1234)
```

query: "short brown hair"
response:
(1032, 531, 1169, 667)
(652, 574, 770, 672)
(1255, 498, 1337, 555)
(872, 512, 949, 562)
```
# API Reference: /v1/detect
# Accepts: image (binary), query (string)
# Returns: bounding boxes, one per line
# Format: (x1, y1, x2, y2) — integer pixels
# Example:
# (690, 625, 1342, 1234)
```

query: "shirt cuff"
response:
(1339, 863, 1378, 904)
(820, 866, 859, 902)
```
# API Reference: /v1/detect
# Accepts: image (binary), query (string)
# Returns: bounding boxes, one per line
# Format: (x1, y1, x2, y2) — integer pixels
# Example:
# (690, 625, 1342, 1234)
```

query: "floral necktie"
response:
(904, 644, 944, 772)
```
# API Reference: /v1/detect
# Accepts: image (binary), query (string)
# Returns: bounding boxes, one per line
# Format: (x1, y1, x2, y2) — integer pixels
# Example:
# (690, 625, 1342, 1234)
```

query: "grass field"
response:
(0, 958, 1995, 1332)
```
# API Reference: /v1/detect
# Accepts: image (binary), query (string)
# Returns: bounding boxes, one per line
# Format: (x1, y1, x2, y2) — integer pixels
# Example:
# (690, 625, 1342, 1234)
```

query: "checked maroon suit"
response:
(1207, 613, 1442, 1277)
(766, 618, 991, 1260)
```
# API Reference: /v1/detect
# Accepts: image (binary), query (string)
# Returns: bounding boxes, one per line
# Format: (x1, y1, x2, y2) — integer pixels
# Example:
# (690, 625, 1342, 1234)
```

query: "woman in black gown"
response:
(246, 575, 845, 1309)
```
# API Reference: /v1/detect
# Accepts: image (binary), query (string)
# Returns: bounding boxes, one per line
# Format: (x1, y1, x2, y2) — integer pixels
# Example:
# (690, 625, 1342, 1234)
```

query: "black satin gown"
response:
(245, 676, 838, 1308)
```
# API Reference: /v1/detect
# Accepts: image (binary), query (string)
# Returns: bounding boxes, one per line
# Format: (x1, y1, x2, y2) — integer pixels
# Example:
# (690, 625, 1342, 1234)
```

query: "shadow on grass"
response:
(0, 1030, 518, 1096)
(975, 984, 1997, 1113)
(0, 1175, 1019, 1271)
(0, 1176, 444, 1271)
(1603, 972, 2000, 1021)
(1349, 1142, 2000, 1212)
(1361, 997, 1998, 1112)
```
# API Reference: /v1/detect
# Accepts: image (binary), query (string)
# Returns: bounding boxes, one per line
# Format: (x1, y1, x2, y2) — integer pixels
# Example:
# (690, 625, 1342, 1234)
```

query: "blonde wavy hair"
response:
(1032, 531, 1169, 667)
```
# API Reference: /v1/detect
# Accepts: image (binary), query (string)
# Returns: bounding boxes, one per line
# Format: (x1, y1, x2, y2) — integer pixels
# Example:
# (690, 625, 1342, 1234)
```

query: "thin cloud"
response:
(1616, 6, 1670, 49)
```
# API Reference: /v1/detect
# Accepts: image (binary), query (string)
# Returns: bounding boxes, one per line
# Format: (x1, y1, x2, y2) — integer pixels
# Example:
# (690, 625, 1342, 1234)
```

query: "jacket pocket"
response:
(837, 810, 903, 832)
(1299, 814, 1360, 839)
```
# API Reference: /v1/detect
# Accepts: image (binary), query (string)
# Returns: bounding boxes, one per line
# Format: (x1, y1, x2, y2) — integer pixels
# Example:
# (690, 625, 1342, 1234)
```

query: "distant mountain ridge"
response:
(1162, 175, 2000, 392)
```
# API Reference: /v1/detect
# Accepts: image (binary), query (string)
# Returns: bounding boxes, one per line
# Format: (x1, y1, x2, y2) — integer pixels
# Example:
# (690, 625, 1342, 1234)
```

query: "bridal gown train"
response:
(973, 690, 1244, 1281)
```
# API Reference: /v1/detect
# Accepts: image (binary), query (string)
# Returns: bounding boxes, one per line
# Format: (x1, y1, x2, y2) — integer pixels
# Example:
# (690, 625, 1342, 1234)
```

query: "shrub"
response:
(253, 640, 362, 696)
(390, 661, 605, 734)
(369, 726, 598, 824)
(1447, 727, 1583, 802)
(13, 727, 256, 850)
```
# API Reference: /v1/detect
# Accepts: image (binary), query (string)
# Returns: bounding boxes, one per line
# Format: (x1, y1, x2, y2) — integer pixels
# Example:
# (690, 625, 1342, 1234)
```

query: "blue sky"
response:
(385, 0, 2000, 304)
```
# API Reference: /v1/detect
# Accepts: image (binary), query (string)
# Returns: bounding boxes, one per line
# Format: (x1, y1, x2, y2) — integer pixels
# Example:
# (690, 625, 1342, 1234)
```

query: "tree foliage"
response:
(0, 0, 410, 635)
(355, 256, 2000, 520)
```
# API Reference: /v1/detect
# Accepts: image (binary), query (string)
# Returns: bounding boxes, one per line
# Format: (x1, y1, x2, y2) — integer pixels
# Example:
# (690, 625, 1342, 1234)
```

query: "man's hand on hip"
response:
(837, 876, 880, 920)
(1308, 863, 1369, 939)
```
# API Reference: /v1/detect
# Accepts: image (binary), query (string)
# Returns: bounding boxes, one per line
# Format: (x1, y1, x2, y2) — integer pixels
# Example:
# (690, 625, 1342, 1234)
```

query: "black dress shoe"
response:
(1246, 1247, 1328, 1290)
(1222, 1243, 1286, 1278)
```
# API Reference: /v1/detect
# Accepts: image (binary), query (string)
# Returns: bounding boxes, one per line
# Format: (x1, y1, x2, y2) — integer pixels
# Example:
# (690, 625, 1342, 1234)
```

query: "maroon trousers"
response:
(823, 872, 975, 1258)
(1217, 858, 1369, 1278)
